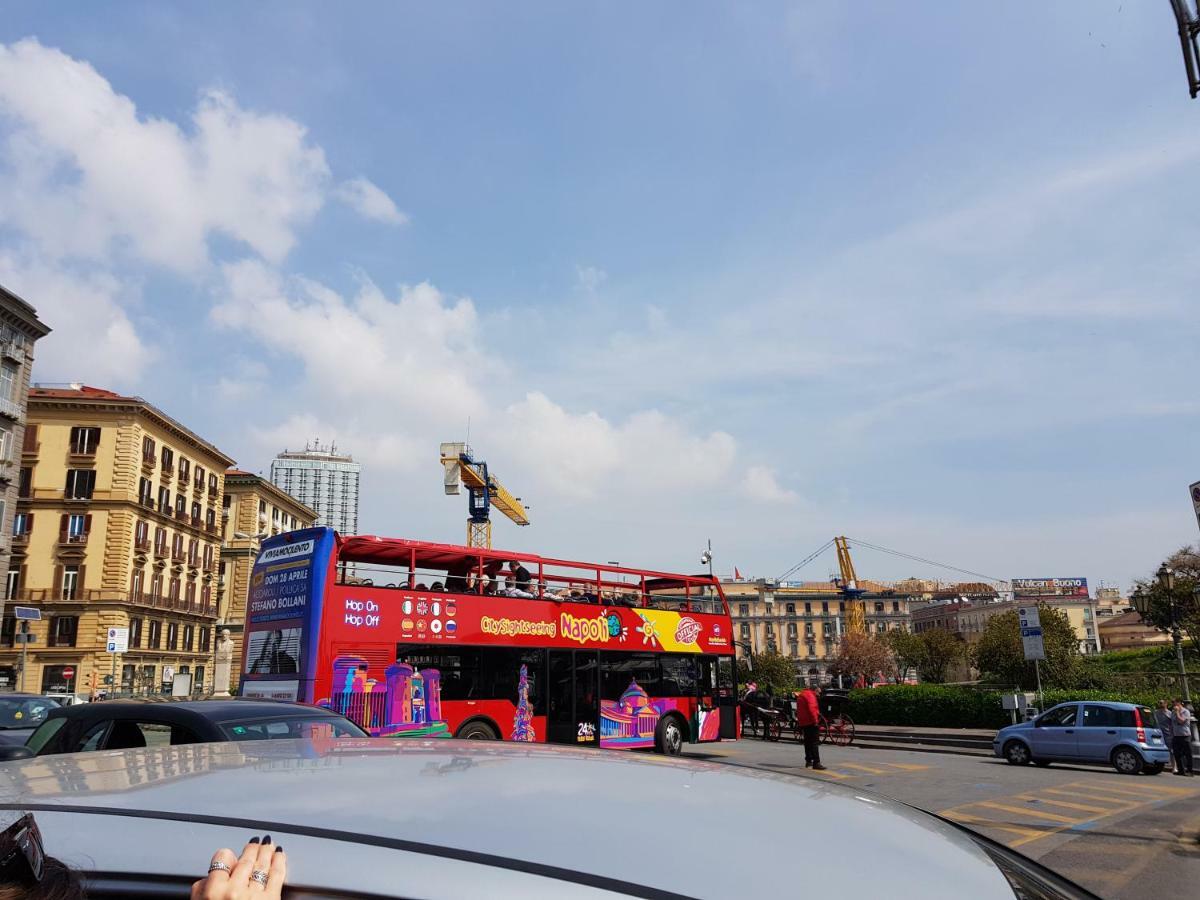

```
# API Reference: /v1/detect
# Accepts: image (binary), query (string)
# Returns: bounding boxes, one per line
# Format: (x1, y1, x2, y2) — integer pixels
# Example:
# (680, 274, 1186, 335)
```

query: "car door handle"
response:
(1106, 730, 1116, 735)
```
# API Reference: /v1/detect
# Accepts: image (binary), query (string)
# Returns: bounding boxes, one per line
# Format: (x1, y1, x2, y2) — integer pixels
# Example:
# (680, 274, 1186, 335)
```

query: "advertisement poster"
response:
(1011, 578, 1088, 599)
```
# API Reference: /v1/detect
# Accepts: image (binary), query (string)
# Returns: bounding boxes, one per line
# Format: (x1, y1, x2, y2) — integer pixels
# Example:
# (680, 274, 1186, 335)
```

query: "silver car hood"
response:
(0, 739, 1016, 899)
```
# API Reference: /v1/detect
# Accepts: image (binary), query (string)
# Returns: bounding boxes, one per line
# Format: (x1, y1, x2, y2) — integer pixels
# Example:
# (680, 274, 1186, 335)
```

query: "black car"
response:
(0, 697, 367, 760)
(0, 693, 61, 745)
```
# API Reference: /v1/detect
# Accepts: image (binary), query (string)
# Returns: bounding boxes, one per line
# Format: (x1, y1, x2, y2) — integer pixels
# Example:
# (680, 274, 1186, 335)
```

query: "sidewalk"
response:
(850, 724, 996, 757)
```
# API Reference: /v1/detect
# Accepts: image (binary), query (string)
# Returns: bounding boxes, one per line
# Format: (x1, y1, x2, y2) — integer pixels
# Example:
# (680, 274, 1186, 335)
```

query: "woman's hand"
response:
(191, 835, 286, 899)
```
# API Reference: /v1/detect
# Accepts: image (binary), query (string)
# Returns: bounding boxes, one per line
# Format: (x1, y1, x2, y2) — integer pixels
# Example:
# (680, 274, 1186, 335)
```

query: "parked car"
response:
(994, 700, 1170, 775)
(0, 693, 60, 745)
(0, 697, 366, 760)
(0, 738, 1094, 898)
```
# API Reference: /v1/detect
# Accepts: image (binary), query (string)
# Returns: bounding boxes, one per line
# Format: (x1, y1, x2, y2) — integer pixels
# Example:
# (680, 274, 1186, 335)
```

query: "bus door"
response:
(546, 650, 599, 747)
(699, 655, 738, 740)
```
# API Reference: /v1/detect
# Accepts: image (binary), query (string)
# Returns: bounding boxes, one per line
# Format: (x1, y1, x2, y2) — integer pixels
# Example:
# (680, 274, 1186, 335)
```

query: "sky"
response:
(0, 2, 1197, 592)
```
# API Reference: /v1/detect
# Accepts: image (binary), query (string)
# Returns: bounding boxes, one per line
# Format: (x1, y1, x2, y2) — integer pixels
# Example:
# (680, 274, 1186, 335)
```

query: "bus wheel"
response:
(656, 715, 685, 756)
(456, 720, 498, 740)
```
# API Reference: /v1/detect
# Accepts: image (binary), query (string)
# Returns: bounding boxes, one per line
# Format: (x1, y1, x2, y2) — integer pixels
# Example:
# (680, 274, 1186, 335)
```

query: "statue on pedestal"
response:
(213, 628, 234, 697)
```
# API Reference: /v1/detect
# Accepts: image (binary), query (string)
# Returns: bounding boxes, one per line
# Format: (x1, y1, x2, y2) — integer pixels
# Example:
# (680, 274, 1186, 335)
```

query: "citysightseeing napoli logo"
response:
(674, 616, 702, 645)
(561, 611, 612, 645)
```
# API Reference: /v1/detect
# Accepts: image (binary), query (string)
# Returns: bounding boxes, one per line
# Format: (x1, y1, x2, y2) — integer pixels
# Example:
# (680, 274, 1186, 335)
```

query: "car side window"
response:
(1082, 705, 1118, 728)
(100, 721, 202, 750)
(75, 722, 111, 752)
(1040, 705, 1077, 727)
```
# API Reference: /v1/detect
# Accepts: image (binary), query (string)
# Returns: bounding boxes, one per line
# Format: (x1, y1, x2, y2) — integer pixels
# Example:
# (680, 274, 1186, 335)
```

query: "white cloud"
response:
(0, 251, 153, 385)
(575, 265, 607, 293)
(742, 465, 798, 504)
(333, 177, 408, 225)
(0, 37, 330, 270)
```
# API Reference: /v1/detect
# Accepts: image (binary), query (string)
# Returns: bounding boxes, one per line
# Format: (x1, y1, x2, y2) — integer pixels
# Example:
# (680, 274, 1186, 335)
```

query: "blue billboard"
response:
(240, 527, 335, 702)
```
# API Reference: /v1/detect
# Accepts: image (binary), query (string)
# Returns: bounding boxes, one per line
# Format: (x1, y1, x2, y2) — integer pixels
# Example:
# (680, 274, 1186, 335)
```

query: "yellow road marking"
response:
(837, 763, 887, 774)
(809, 768, 851, 779)
(880, 762, 930, 771)
(1040, 789, 1136, 811)
(974, 801, 1082, 824)
(1030, 796, 1117, 814)
(1086, 782, 1187, 798)
(941, 810, 1050, 844)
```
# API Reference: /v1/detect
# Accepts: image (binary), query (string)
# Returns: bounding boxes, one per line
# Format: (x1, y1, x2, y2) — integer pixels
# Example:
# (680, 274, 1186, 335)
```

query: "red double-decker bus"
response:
(240, 527, 739, 754)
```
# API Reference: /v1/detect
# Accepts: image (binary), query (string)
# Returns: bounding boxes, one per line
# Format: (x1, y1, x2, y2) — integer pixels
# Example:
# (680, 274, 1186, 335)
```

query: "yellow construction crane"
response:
(440, 442, 529, 548)
(834, 536, 867, 635)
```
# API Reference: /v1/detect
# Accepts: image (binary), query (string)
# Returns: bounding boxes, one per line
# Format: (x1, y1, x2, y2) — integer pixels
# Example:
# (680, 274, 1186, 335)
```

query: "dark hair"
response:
(0, 857, 85, 898)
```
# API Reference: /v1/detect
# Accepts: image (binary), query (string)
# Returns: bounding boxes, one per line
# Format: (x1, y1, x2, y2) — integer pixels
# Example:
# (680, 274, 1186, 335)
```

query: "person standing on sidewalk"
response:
(795, 683, 826, 770)
(1155, 699, 1174, 743)
(1170, 698, 1195, 776)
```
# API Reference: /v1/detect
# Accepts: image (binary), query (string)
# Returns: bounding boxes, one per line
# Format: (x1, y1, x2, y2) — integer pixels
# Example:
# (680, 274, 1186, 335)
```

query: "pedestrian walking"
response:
(795, 683, 826, 770)
(1170, 698, 1195, 777)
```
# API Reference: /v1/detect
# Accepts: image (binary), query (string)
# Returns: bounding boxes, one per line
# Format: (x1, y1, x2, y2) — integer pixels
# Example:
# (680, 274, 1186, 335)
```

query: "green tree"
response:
(882, 629, 925, 682)
(736, 650, 796, 696)
(917, 628, 966, 684)
(972, 606, 1080, 689)
(1131, 545, 1200, 652)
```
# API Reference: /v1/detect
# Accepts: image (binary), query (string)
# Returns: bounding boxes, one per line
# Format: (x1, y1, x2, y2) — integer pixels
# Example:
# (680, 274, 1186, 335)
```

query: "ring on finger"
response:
(208, 861, 232, 874)
(251, 869, 269, 887)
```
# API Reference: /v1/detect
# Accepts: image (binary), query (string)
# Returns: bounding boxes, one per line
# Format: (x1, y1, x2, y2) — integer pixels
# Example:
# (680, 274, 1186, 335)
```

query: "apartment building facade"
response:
(1, 385, 234, 695)
(0, 286, 50, 619)
(218, 469, 316, 689)
(724, 579, 914, 683)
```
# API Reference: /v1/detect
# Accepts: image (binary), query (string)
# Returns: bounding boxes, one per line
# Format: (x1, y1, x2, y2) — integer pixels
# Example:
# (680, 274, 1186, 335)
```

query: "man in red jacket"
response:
(795, 684, 825, 770)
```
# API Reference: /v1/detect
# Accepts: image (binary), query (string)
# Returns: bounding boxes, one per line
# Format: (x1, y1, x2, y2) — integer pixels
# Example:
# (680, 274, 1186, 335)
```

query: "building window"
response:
(142, 435, 156, 463)
(765, 623, 774, 636)
(199, 626, 211, 652)
(161, 446, 174, 471)
(64, 513, 89, 542)
(175, 495, 186, 518)
(0, 363, 14, 400)
(12, 513, 29, 536)
(138, 477, 153, 506)
(69, 426, 101, 455)
(738, 603, 749, 617)
(739, 622, 750, 639)
(62, 565, 80, 600)
(208, 472, 218, 494)
(200, 584, 211, 609)
(786, 603, 796, 614)
(787, 623, 798, 637)
(185, 580, 196, 606)
(183, 624, 194, 651)
(194, 465, 205, 490)
(166, 622, 178, 650)
(259, 500, 266, 515)
(821, 602, 829, 614)
(0, 616, 14, 647)
(178, 457, 189, 481)
(148, 620, 162, 649)
(64, 469, 96, 500)
(49, 615, 79, 647)
(129, 617, 143, 648)
(5, 568, 19, 600)
(205, 509, 215, 531)
(194, 666, 205, 690)
(875, 602, 885, 613)
(18, 467, 30, 499)
(168, 577, 181, 603)
(158, 486, 170, 513)
(0, 425, 11, 463)
(135, 519, 149, 549)
(202, 544, 214, 570)
(150, 572, 163, 601)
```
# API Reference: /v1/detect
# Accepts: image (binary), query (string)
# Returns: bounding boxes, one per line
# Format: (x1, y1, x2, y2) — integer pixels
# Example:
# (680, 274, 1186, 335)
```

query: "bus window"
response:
(601, 652, 662, 699)
(660, 656, 698, 696)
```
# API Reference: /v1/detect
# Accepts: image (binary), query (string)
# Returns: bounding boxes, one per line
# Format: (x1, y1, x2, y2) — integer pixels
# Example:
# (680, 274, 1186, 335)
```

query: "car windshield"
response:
(0, 698, 55, 729)
(219, 716, 367, 742)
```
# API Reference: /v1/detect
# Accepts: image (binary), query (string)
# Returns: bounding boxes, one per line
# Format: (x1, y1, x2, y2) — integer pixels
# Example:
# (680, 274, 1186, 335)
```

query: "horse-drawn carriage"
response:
(740, 687, 855, 745)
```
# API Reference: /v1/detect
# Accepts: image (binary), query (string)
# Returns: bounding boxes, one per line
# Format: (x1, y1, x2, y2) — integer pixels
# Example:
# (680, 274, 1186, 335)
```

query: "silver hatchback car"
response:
(994, 700, 1171, 775)
(0, 738, 1096, 898)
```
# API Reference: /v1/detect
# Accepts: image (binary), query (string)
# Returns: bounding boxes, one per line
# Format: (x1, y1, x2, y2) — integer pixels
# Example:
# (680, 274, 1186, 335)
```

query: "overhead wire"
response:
(843, 537, 1010, 587)
(776, 538, 836, 583)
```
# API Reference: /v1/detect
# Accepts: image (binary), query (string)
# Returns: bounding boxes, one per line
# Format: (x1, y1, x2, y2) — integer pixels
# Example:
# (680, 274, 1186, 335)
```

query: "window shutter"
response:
(53, 565, 63, 596)
(77, 565, 86, 594)
(59, 514, 68, 542)
(84, 514, 92, 534)
(25, 513, 32, 533)
(21, 424, 37, 452)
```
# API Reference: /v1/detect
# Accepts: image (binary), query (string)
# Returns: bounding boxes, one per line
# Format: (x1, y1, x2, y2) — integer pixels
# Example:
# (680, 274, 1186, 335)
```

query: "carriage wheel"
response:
(768, 720, 783, 742)
(829, 714, 855, 746)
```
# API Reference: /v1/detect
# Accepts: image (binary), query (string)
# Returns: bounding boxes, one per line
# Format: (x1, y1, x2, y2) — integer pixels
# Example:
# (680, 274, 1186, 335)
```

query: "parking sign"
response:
(105, 627, 129, 653)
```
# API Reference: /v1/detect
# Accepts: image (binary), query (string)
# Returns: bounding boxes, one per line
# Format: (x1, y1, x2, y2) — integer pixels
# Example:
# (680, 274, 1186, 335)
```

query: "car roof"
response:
(46, 698, 341, 723)
(0, 740, 1017, 899)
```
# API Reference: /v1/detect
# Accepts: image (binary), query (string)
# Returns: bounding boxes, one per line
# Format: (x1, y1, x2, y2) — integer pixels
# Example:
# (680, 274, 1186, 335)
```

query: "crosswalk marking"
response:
(942, 810, 1050, 843)
(975, 801, 1081, 824)
(1031, 796, 1117, 814)
(837, 763, 888, 774)
(1042, 788, 1137, 809)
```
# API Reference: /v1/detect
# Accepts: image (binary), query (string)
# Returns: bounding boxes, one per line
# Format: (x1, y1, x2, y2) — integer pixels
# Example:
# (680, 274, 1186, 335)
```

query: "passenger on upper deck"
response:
(511, 561, 533, 595)
(502, 575, 535, 599)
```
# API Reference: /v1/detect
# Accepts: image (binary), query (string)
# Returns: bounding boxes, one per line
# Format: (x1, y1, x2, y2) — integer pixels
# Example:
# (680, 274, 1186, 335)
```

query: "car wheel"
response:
(656, 715, 685, 756)
(1146, 763, 1165, 776)
(1033, 759, 1052, 767)
(1003, 740, 1031, 766)
(456, 720, 498, 740)
(1111, 746, 1143, 776)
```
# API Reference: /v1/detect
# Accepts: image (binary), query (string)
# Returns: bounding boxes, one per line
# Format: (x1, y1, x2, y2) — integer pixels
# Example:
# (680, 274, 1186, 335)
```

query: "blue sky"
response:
(0, 3, 1197, 590)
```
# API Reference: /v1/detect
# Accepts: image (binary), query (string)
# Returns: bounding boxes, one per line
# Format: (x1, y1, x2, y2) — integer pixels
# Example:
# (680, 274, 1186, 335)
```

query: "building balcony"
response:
(141, 452, 156, 471)
(190, 515, 202, 529)
(0, 397, 22, 421)
(57, 531, 89, 548)
(153, 542, 168, 557)
(67, 447, 97, 464)
(134, 536, 150, 553)
(160, 461, 174, 477)
(0, 340, 24, 363)
(11, 532, 29, 546)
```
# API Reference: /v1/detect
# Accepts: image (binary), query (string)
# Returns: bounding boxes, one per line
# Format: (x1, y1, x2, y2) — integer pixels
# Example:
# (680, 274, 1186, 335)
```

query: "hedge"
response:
(848, 684, 1165, 730)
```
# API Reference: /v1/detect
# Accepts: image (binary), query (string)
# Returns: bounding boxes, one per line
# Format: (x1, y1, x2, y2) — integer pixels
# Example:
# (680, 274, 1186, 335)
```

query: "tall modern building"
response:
(269, 443, 361, 536)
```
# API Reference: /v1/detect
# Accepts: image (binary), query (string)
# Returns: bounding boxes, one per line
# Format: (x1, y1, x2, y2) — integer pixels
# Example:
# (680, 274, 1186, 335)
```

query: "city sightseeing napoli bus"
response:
(240, 527, 739, 753)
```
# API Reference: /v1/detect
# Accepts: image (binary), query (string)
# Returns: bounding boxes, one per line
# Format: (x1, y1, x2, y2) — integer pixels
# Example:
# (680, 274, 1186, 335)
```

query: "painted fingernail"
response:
(274, 845, 284, 854)
(262, 834, 273, 845)
(249, 837, 260, 844)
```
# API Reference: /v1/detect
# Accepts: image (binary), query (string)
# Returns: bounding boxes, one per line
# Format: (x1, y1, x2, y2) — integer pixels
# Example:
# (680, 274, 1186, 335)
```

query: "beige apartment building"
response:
(723, 579, 914, 683)
(956, 592, 1128, 654)
(218, 469, 316, 688)
(0, 285, 50, 623)
(1, 385, 234, 695)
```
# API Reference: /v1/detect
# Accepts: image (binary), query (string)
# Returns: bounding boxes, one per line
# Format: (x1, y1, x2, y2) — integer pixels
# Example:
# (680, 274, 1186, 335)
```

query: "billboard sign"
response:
(1190, 481, 1200, 534)
(1011, 578, 1088, 599)
(1018, 606, 1045, 661)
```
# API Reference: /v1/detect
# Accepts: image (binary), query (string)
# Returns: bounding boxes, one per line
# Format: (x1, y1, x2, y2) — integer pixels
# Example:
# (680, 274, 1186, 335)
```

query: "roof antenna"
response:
(466, 416, 471, 450)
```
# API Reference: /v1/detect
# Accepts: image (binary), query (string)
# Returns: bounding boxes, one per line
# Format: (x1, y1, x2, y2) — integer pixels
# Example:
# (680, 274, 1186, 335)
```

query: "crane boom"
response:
(834, 535, 867, 636)
(440, 442, 529, 548)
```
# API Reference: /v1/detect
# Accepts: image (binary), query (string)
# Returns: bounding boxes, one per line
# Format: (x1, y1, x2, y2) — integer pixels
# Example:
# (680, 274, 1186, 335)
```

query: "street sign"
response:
(105, 627, 129, 653)
(13, 633, 35, 644)
(62, 666, 75, 680)
(1018, 606, 1045, 661)
(12, 607, 40, 621)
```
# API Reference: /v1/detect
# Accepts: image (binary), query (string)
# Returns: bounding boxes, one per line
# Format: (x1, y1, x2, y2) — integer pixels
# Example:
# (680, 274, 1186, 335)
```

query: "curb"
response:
(850, 740, 993, 758)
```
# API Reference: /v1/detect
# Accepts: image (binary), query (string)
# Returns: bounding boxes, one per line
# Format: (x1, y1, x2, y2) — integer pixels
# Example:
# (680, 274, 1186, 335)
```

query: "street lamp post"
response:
(1134, 567, 1200, 760)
